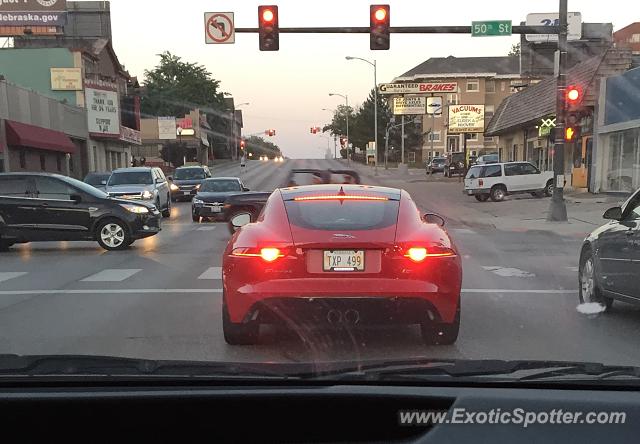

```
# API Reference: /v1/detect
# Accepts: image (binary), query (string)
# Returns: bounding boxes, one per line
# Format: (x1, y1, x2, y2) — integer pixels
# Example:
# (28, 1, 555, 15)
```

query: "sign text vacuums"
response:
(379, 82, 458, 95)
(393, 97, 426, 115)
(0, 0, 67, 26)
(448, 105, 485, 133)
(85, 80, 120, 137)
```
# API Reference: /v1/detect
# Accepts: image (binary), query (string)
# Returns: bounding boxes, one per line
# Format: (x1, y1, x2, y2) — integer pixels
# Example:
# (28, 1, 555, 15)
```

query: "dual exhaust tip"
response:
(327, 309, 360, 325)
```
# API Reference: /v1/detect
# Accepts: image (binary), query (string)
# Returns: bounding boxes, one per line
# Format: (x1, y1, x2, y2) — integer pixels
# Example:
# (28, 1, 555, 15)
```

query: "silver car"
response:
(105, 167, 172, 218)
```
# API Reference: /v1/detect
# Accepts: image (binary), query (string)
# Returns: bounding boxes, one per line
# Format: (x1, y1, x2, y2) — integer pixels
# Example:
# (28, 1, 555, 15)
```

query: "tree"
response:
(244, 136, 281, 159)
(141, 52, 226, 117)
(508, 43, 521, 56)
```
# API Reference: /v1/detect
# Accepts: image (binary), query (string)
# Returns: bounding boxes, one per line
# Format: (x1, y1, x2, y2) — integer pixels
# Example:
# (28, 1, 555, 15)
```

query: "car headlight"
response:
(141, 190, 153, 199)
(195, 184, 201, 190)
(193, 198, 204, 204)
(170, 183, 179, 191)
(119, 203, 149, 214)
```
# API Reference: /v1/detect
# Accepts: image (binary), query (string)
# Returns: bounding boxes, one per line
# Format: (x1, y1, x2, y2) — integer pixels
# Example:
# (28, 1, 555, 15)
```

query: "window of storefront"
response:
(605, 129, 640, 192)
(19, 151, 26, 169)
(56, 155, 62, 172)
(40, 155, 46, 171)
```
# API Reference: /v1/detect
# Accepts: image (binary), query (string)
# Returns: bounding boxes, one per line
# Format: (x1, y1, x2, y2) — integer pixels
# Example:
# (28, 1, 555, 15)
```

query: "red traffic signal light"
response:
(265, 129, 276, 137)
(258, 5, 279, 51)
(240, 139, 246, 148)
(565, 84, 583, 108)
(370, 5, 390, 50)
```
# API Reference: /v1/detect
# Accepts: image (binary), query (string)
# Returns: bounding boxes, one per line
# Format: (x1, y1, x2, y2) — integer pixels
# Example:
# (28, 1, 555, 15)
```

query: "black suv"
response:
(0, 173, 161, 251)
(169, 165, 211, 201)
(444, 152, 466, 177)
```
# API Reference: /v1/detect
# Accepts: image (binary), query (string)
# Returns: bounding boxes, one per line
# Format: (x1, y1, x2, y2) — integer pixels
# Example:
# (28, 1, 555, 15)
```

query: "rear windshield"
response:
(284, 199, 400, 231)
(200, 180, 241, 192)
(108, 172, 152, 186)
(466, 165, 502, 179)
(466, 166, 482, 179)
(175, 168, 205, 180)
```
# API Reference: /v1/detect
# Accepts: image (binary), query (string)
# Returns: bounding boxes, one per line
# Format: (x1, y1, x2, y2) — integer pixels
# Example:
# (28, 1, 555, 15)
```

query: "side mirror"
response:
(603, 206, 623, 221)
(230, 212, 252, 232)
(70, 194, 82, 204)
(167, 176, 173, 181)
(243, 187, 250, 192)
(423, 213, 445, 227)
(155, 178, 163, 184)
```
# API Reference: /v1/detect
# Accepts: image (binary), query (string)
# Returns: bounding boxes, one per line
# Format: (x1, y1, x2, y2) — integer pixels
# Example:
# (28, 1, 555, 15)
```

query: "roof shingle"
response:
(396, 56, 520, 80)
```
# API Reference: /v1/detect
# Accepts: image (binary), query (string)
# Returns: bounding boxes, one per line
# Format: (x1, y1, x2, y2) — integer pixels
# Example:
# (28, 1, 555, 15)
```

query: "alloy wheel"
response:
(100, 223, 125, 248)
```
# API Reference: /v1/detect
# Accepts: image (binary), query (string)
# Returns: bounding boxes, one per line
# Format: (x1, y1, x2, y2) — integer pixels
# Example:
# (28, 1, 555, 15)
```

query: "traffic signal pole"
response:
(548, 0, 568, 222)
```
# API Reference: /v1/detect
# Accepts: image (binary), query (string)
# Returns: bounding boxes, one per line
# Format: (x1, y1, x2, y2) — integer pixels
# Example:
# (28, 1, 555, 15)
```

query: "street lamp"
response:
(329, 93, 349, 165)
(346, 56, 378, 173)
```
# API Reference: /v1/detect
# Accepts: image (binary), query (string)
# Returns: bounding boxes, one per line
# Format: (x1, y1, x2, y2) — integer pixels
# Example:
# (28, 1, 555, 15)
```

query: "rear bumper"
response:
(193, 205, 226, 220)
(464, 188, 491, 196)
(223, 277, 461, 325)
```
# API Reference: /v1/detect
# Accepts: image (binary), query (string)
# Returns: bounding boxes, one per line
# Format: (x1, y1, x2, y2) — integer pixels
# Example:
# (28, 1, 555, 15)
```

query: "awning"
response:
(5, 120, 76, 154)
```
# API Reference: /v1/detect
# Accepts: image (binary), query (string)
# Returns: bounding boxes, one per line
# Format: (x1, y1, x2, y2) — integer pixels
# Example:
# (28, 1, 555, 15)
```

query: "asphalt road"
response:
(2, 158, 640, 366)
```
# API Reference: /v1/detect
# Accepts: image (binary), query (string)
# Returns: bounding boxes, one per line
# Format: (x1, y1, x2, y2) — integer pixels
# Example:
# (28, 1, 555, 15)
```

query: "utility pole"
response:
(334, 135, 338, 159)
(401, 115, 405, 165)
(548, 0, 568, 221)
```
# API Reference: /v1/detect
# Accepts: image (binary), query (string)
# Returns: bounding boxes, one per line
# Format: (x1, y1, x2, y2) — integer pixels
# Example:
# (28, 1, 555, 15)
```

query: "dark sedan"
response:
(0, 173, 161, 251)
(579, 188, 640, 310)
(169, 165, 211, 201)
(426, 157, 446, 175)
(191, 177, 250, 222)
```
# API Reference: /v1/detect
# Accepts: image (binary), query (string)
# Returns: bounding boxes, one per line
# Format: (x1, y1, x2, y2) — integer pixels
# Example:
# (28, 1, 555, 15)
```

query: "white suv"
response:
(464, 162, 554, 202)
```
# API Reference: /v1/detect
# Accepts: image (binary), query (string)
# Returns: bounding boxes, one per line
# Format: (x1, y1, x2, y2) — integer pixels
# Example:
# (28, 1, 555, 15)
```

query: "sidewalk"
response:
(347, 161, 627, 237)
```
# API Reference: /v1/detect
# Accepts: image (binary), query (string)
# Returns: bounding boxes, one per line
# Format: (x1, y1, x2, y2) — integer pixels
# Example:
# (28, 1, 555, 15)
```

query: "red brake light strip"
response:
(293, 195, 389, 202)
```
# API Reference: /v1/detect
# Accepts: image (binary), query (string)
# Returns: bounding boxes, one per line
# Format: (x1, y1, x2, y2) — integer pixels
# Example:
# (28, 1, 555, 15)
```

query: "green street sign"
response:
(471, 20, 512, 37)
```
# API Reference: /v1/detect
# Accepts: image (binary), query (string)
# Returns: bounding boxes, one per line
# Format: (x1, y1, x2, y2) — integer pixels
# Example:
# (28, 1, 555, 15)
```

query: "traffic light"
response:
(370, 4, 390, 50)
(240, 139, 246, 149)
(565, 126, 578, 142)
(565, 84, 583, 109)
(258, 5, 279, 51)
(266, 129, 276, 137)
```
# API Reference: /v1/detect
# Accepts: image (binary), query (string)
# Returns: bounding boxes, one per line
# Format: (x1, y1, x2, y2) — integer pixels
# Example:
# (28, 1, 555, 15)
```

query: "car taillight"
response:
(403, 246, 456, 262)
(231, 247, 286, 262)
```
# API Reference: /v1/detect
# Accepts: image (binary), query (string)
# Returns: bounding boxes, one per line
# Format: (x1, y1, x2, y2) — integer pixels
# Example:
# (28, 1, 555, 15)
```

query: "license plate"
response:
(323, 250, 365, 272)
(183, 191, 191, 195)
(208, 206, 222, 213)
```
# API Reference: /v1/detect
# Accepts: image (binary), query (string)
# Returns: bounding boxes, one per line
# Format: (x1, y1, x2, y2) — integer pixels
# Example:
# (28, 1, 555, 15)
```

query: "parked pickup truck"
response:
(464, 162, 554, 202)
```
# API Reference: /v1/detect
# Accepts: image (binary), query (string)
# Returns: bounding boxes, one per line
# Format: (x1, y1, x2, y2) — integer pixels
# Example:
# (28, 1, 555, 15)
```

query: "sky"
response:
(107, 0, 632, 159)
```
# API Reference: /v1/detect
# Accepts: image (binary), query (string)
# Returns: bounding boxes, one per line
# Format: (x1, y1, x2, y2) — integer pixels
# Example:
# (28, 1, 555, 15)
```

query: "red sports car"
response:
(222, 184, 462, 345)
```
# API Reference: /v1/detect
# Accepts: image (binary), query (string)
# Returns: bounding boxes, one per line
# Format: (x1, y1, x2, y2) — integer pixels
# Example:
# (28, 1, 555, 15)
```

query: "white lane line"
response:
(452, 228, 476, 235)
(0, 272, 28, 283)
(198, 267, 222, 280)
(567, 266, 579, 272)
(81, 269, 142, 282)
(482, 266, 535, 278)
(0, 288, 575, 295)
(196, 226, 217, 231)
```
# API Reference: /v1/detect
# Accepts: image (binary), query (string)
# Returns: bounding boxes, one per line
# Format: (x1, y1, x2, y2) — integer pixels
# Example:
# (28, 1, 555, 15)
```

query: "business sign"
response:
(538, 117, 556, 137)
(448, 105, 485, 133)
(50, 67, 82, 90)
(158, 117, 177, 140)
(525, 12, 582, 42)
(120, 127, 141, 145)
(85, 80, 120, 137)
(393, 97, 426, 115)
(426, 96, 443, 115)
(0, 0, 67, 26)
(204, 12, 235, 44)
(379, 82, 458, 95)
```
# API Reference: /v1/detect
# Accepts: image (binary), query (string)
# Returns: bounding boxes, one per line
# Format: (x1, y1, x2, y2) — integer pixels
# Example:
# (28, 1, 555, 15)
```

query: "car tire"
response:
(544, 179, 554, 197)
(579, 249, 613, 311)
(421, 305, 460, 345)
(223, 300, 259, 345)
(0, 240, 14, 251)
(531, 191, 544, 198)
(96, 219, 131, 251)
(474, 194, 489, 202)
(162, 196, 171, 218)
(490, 185, 507, 202)
(192, 213, 200, 223)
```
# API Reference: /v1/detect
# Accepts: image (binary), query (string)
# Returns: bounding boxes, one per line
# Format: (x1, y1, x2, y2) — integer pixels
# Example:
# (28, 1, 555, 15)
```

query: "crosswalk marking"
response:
(81, 269, 142, 282)
(482, 266, 535, 278)
(198, 267, 222, 280)
(0, 272, 28, 283)
(196, 226, 217, 231)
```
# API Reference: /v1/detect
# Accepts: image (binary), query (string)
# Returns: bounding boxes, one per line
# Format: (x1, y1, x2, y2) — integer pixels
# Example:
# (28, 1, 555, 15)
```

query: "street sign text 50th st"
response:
(471, 20, 512, 37)
(379, 82, 458, 95)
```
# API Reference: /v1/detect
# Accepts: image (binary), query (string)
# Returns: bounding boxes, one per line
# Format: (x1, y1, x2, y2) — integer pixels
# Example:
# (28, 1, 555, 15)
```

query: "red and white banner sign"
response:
(120, 126, 141, 145)
(379, 82, 458, 94)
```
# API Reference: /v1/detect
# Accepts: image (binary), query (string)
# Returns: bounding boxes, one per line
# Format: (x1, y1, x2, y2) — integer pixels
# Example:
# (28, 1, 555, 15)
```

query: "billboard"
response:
(448, 105, 485, 133)
(50, 68, 82, 91)
(393, 97, 426, 115)
(379, 82, 458, 94)
(85, 80, 120, 137)
(0, 0, 67, 26)
(158, 117, 177, 140)
(525, 12, 582, 42)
